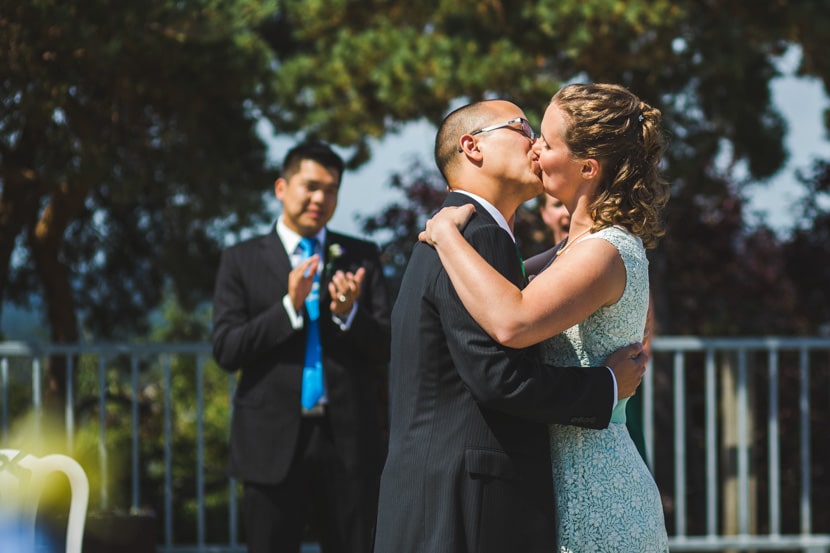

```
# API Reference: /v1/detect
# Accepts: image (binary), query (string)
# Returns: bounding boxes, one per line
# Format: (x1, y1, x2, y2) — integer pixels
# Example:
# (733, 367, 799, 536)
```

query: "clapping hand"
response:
(328, 268, 365, 316)
(288, 255, 319, 311)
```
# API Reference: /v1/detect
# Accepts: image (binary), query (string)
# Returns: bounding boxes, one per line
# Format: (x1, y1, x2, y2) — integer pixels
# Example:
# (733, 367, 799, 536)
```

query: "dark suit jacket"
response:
(211, 229, 392, 484)
(373, 193, 614, 553)
(524, 241, 564, 277)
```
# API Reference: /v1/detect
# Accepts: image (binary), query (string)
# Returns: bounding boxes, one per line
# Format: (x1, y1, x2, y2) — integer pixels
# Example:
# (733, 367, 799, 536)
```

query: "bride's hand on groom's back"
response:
(605, 342, 648, 400)
(418, 204, 476, 246)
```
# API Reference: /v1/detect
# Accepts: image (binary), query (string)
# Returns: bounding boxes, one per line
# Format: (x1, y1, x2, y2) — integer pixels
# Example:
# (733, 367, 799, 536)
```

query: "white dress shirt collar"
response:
(454, 190, 515, 242)
(276, 217, 328, 255)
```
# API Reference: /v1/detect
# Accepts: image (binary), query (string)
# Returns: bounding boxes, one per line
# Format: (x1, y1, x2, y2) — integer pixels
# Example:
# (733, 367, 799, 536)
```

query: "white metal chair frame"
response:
(0, 448, 89, 553)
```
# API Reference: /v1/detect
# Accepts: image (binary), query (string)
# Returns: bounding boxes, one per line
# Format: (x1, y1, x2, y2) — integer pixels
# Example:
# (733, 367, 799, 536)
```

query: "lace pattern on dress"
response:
(544, 226, 669, 552)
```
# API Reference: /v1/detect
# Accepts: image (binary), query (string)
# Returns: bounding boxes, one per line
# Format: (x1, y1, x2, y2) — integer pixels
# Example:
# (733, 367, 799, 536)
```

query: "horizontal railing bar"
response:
(158, 545, 322, 553)
(4, 337, 830, 357)
(652, 336, 830, 350)
(0, 342, 212, 356)
(668, 534, 830, 547)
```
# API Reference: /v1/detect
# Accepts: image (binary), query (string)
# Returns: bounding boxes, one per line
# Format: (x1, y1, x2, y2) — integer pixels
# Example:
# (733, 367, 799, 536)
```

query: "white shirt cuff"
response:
(283, 294, 304, 330)
(606, 366, 619, 409)
(332, 302, 358, 330)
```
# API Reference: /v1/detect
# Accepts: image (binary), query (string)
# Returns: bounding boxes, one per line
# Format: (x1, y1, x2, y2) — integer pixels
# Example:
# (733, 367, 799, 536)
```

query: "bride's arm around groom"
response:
(372, 98, 646, 553)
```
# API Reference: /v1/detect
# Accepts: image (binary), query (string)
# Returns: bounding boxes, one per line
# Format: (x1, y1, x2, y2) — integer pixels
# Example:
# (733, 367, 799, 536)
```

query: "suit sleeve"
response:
(438, 223, 614, 428)
(523, 244, 560, 278)
(332, 240, 392, 366)
(211, 246, 298, 371)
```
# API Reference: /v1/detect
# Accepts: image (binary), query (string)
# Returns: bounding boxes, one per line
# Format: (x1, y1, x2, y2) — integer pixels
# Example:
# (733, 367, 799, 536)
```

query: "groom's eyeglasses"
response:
(470, 117, 536, 141)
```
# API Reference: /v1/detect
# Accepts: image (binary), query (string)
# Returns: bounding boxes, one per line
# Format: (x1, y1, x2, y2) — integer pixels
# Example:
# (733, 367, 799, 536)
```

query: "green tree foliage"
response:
(359, 161, 448, 291)
(346, 0, 830, 336)
(4, 1, 830, 403)
(1, 0, 281, 405)
(785, 160, 830, 333)
(6, 1, 830, 543)
(2, 0, 278, 343)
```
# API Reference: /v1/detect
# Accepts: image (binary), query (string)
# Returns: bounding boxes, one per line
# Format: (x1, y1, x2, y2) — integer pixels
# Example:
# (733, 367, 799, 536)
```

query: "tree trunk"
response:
(0, 160, 44, 338)
(29, 182, 87, 415)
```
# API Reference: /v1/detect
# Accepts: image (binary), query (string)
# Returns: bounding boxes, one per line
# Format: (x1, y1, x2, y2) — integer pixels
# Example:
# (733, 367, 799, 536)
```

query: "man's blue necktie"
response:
(299, 237, 324, 409)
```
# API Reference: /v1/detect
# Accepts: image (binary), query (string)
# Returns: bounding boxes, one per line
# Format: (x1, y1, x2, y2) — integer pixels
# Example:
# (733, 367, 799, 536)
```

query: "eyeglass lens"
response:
(520, 119, 535, 140)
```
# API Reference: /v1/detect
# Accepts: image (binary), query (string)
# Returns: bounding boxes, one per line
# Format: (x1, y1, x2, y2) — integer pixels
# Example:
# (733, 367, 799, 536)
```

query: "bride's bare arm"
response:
(420, 206, 626, 349)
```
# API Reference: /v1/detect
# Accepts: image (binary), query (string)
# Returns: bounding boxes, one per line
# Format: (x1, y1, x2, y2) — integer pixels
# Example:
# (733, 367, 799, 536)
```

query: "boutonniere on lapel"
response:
(325, 243, 345, 278)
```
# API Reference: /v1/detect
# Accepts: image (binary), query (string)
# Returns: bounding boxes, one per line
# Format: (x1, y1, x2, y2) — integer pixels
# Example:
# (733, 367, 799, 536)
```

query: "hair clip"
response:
(638, 114, 644, 122)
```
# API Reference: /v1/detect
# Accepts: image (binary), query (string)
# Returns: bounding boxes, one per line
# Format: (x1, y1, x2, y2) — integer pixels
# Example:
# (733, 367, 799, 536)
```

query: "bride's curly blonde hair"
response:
(551, 83, 669, 248)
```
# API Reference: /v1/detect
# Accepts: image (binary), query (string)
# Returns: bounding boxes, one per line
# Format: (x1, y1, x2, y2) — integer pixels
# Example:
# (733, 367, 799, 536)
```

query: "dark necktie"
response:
(515, 242, 527, 281)
(299, 237, 324, 409)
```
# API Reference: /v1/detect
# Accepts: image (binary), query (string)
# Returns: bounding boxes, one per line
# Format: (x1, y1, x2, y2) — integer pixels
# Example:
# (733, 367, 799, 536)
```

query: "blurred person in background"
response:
(212, 140, 392, 553)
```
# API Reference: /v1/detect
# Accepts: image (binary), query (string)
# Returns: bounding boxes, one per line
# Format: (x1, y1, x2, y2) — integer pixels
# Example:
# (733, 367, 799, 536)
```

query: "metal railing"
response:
(647, 337, 830, 552)
(1, 338, 829, 553)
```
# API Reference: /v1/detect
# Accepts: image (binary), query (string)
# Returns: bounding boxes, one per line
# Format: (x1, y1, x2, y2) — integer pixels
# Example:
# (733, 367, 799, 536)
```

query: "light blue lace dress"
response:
(545, 226, 669, 552)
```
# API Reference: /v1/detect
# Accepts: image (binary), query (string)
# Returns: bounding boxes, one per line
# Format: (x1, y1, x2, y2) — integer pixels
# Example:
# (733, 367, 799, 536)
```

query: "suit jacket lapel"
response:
(444, 191, 499, 226)
(539, 239, 566, 272)
(260, 230, 292, 290)
(320, 230, 350, 305)
(445, 192, 526, 286)
(320, 233, 336, 304)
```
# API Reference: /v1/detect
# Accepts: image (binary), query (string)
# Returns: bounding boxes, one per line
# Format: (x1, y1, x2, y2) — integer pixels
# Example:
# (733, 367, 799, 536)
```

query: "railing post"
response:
(131, 355, 141, 511)
(705, 348, 718, 538)
(66, 354, 75, 454)
(229, 373, 239, 550)
(643, 355, 654, 472)
(800, 348, 812, 537)
(196, 355, 206, 549)
(674, 350, 686, 537)
(721, 350, 739, 546)
(1, 357, 9, 444)
(98, 354, 109, 509)
(768, 349, 781, 536)
(737, 349, 751, 536)
(163, 353, 174, 549)
(32, 357, 42, 448)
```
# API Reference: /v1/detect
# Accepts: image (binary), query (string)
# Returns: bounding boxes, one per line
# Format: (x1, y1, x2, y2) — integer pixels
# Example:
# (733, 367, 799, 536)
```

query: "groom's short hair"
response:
(435, 100, 501, 181)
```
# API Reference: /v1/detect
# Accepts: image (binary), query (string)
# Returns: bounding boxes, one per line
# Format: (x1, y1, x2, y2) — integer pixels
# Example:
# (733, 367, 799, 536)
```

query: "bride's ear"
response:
(580, 158, 600, 180)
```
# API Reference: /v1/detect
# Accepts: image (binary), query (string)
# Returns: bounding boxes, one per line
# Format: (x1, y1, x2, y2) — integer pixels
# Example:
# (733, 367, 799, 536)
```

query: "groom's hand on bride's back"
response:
(604, 343, 648, 400)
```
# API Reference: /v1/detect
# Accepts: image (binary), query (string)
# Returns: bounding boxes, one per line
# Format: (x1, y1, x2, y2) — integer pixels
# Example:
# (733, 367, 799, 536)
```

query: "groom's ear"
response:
(457, 134, 482, 160)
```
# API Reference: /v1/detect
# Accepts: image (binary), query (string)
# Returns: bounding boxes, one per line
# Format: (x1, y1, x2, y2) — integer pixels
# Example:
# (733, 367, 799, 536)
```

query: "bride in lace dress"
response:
(420, 83, 670, 551)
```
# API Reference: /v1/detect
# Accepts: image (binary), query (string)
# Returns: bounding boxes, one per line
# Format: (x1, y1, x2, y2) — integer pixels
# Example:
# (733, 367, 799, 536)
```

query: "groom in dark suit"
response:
(373, 100, 647, 553)
(212, 141, 391, 553)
